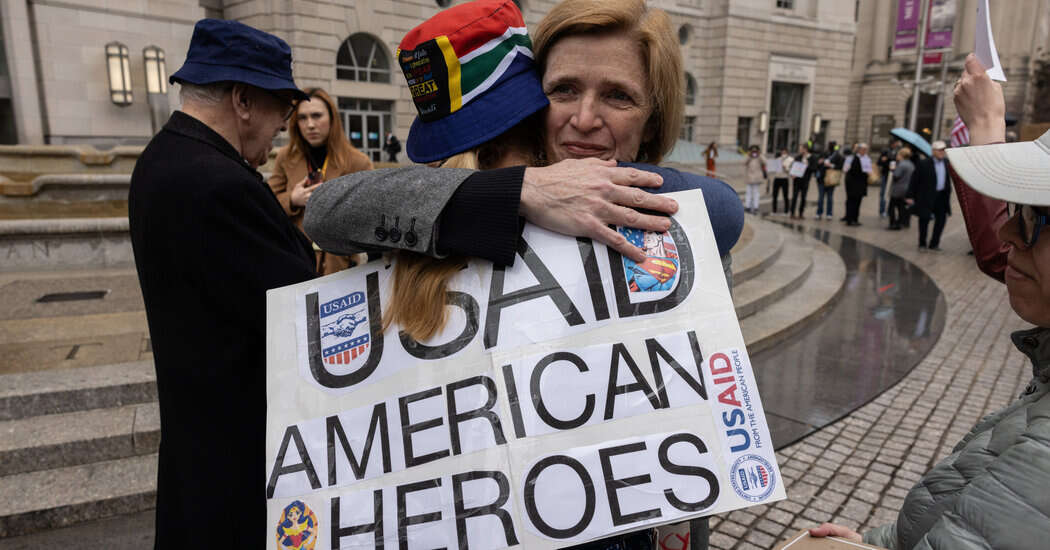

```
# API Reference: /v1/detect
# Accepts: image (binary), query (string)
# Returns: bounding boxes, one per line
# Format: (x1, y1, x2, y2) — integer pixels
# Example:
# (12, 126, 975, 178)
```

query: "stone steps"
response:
(740, 227, 847, 355)
(0, 217, 848, 540)
(0, 454, 156, 538)
(0, 403, 159, 477)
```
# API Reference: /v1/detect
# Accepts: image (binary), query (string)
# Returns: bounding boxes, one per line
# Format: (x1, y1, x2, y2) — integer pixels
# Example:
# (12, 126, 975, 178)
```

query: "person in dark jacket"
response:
(383, 132, 401, 162)
(842, 143, 871, 226)
(128, 19, 316, 548)
(908, 140, 953, 250)
(876, 138, 901, 218)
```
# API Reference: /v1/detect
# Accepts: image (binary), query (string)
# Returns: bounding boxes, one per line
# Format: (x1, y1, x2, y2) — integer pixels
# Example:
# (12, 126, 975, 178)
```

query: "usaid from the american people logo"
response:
(318, 292, 370, 366)
(729, 454, 776, 503)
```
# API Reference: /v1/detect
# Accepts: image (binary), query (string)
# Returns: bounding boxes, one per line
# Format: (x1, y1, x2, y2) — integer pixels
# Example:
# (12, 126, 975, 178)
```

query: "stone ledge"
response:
(0, 361, 155, 421)
(0, 454, 156, 538)
(0, 217, 129, 237)
(734, 236, 815, 320)
(0, 403, 158, 477)
(732, 217, 785, 285)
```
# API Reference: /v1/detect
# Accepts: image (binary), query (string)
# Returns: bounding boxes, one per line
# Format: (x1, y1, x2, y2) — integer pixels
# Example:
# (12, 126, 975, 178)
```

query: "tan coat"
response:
(268, 144, 373, 274)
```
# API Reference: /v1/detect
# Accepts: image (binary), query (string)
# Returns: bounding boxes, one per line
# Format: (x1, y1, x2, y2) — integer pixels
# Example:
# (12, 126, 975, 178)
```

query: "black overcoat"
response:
(907, 156, 952, 218)
(129, 112, 316, 548)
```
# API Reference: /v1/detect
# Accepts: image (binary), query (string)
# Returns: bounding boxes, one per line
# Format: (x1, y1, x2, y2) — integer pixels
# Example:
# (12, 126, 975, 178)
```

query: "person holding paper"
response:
(771, 148, 792, 215)
(789, 144, 815, 220)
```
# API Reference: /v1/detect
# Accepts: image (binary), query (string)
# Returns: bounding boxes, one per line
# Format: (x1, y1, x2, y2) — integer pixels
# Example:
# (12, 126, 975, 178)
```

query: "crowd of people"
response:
(744, 134, 955, 251)
(125, 0, 1050, 548)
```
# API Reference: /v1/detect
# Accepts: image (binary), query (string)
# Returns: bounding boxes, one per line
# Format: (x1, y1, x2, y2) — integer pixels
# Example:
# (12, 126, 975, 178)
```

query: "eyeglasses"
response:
(260, 88, 296, 121)
(1009, 203, 1050, 248)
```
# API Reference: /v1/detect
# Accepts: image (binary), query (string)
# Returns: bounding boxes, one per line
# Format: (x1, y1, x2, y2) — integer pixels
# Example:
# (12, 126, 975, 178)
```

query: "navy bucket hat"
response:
(170, 19, 308, 100)
(398, 0, 548, 163)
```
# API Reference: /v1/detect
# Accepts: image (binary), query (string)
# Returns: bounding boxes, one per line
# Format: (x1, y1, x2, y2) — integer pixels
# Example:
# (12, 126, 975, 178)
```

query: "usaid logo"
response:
(319, 292, 370, 367)
(729, 454, 776, 503)
(304, 273, 385, 389)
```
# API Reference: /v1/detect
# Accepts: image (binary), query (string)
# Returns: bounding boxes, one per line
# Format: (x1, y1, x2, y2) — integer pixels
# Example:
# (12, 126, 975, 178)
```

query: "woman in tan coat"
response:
(268, 87, 373, 274)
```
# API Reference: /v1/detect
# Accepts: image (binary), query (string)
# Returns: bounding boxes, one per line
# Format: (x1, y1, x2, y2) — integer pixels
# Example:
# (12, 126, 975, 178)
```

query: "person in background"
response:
(268, 87, 372, 274)
(384, 132, 401, 162)
(877, 138, 902, 218)
(789, 143, 815, 220)
(887, 147, 914, 231)
(128, 19, 316, 547)
(842, 143, 871, 226)
(771, 147, 792, 215)
(816, 141, 842, 220)
(704, 140, 718, 177)
(744, 144, 766, 215)
(910, 140, 952, 251)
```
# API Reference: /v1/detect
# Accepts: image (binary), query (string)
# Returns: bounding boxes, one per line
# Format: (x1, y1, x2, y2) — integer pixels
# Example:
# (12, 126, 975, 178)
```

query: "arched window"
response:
(684, 73, 697, 106)
(336, 33, 391, 83)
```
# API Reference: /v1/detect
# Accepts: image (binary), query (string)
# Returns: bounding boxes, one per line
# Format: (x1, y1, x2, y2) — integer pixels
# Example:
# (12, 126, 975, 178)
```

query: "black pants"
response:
(790, 178, 809, 217)
(387, 152, 398, 162)
(888, 197, 908, 228)
(918, 211, 948, 248)
(772, 178, 789, 213)
(845, 193, 864, 223)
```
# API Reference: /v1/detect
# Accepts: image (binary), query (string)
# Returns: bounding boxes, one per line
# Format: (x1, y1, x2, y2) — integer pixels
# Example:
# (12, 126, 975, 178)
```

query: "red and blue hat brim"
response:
(406, 54, 549, 164)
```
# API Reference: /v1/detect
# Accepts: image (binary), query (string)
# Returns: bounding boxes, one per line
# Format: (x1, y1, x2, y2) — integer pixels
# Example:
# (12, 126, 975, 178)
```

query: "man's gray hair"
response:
(178, 81, 234, 105)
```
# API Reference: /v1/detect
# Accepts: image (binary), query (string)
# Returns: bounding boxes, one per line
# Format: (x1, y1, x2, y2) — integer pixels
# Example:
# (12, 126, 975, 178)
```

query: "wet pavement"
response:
(757, 225, 945, 449)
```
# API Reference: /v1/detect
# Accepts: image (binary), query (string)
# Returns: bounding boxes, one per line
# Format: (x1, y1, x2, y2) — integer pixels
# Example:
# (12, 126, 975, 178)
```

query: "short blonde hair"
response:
(533, 0, 683, 164)
(897, 148, 912, 160)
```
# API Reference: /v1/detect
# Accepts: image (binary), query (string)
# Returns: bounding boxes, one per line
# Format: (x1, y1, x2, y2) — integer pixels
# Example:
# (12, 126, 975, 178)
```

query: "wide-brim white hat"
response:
(946, 129, 1050, 206)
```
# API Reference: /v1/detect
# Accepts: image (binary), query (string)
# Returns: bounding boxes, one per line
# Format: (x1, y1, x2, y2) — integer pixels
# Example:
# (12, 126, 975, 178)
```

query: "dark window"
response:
(680, 116, 695, 142)
(737, 117, 752, 150)
(436, 0, 451, 6)
(776, 0, 794, 8)
(678, 24, 692, 45)
(336, 34, 391, 83)
(684, 73, 697, 106)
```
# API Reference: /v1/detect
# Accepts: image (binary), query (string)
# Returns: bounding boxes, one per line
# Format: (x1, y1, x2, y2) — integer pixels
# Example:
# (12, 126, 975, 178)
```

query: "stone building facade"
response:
(1, 0, 858, 159)
(849, 0, 1050, 150)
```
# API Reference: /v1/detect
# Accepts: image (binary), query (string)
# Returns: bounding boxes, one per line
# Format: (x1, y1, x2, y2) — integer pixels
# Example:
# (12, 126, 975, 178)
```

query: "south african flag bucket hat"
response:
(398, 0, 549, 163)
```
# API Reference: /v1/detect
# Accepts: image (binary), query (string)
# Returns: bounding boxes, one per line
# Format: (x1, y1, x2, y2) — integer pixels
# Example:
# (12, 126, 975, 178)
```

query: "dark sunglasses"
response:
(260, 88, 296, 121)
(1009, 203, 1050, 248)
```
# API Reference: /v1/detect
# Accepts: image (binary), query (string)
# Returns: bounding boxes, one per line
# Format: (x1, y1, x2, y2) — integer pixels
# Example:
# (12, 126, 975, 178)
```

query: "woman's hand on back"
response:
(520, 158, 676, 263)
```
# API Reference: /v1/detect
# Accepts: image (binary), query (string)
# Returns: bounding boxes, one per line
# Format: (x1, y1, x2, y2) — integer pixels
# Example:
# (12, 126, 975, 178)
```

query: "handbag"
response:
(824, 168, 842, 187)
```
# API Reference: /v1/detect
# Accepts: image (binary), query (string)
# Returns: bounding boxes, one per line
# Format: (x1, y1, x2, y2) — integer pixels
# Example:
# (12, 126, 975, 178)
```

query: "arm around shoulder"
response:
(303, 166, 473, 257)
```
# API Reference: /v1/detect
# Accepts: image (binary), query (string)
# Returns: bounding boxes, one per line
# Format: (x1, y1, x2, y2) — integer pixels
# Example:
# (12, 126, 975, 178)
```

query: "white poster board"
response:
(265, 190, 784, 550)
(789, 161, 808, 178)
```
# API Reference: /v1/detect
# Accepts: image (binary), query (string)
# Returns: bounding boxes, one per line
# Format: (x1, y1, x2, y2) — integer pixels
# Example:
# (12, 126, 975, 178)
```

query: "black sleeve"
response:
(436, 165, 525, 266)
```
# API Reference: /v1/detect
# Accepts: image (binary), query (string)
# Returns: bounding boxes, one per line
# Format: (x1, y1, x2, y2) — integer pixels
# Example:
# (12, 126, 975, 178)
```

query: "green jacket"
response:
(865, 327, 1050, 549)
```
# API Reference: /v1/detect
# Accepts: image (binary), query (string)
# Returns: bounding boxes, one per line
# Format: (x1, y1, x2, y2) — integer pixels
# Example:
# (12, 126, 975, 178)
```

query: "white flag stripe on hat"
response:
(459, 26, 529, 63)
(460, 45, 534, 105)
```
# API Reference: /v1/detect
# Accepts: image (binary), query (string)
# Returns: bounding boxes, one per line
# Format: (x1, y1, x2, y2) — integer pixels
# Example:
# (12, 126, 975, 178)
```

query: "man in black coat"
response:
(128, 19, 315, 548)
(843, 143, 871, 226)
(908, 140, 953, 250)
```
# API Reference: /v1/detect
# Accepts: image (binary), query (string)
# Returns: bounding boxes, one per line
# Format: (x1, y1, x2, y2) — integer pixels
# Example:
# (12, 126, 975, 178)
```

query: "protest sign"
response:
(789, 161, 808, 178)
(265, 190, 784, 549)
(767, 158, 784, 175)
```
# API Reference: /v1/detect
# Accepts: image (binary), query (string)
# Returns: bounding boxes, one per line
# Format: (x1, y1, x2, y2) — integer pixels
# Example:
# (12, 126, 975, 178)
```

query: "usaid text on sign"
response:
(265, 190, 784, 549)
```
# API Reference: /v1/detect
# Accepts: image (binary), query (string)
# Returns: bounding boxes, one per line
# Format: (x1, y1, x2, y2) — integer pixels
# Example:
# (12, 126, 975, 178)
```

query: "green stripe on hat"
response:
(460, 31, 532, 99)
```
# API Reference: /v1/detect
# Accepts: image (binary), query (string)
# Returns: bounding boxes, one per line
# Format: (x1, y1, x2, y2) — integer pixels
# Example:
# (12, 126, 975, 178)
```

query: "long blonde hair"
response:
(383, 121, 537, 341)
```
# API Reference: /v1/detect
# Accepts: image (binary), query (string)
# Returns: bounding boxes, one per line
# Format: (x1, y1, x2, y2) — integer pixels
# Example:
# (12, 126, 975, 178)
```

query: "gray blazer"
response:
(304, 166, 473, 258)
(303, 166, 735, 291)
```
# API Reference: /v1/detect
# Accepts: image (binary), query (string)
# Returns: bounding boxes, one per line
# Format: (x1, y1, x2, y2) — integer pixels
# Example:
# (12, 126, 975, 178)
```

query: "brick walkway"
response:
(708, 197, 1032, 549)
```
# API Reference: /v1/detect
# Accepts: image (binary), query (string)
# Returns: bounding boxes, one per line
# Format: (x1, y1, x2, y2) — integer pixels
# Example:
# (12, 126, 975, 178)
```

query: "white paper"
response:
(976, 0, 1006, 81)
(789, 161, 807, 178)
(766, 158, 782, 175)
